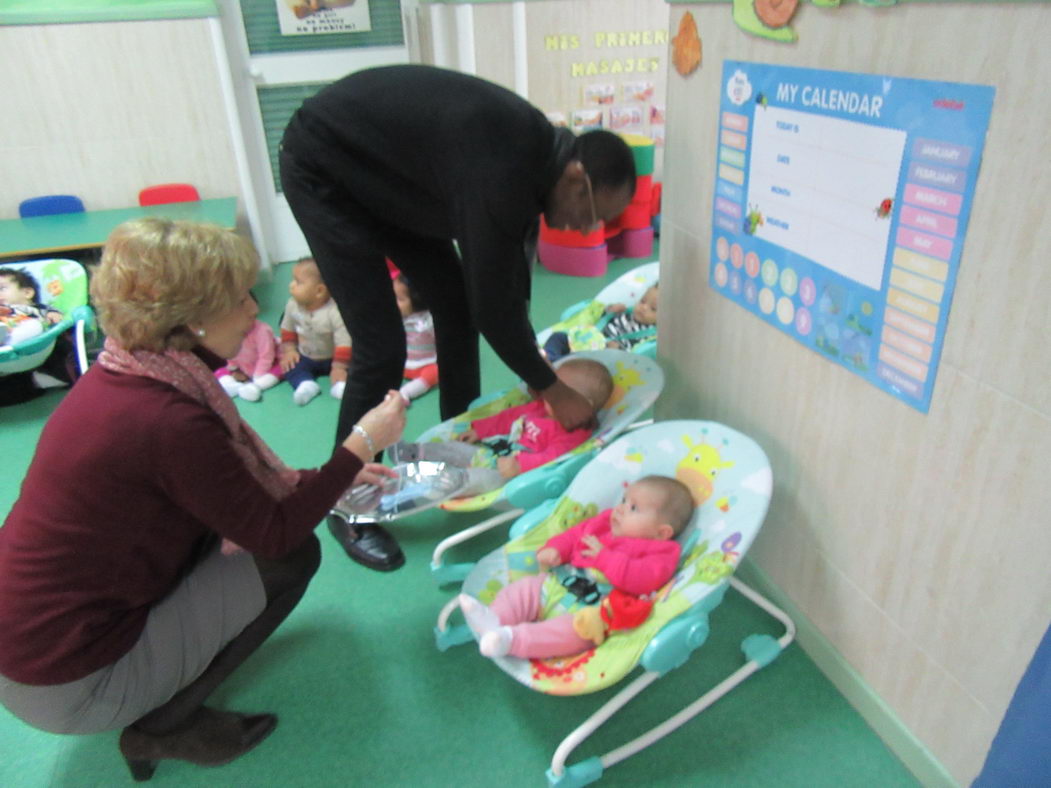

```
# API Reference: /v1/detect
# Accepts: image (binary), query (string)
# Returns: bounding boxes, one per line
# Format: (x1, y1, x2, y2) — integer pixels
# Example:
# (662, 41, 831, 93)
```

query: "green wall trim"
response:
(735, 559, 961, 788)
(0, 0, 217, 26)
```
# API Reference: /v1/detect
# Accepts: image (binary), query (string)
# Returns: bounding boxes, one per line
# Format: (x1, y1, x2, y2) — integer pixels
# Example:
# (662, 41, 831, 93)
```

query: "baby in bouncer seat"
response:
(459, 474, 694, 659)
(543, 284, 659, 362)
(0, 268, 62, 348)
(391, 357, 613, 497)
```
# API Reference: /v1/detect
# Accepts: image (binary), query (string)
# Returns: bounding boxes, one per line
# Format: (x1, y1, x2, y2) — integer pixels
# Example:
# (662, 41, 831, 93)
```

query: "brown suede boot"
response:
(118, 707, 277, 781)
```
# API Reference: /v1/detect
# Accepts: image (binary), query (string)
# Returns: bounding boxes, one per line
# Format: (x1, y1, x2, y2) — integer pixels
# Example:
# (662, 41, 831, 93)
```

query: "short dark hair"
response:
(396, 273, 427, 312)
(0, 267, 41, 302)
(573, 130, 636, 193)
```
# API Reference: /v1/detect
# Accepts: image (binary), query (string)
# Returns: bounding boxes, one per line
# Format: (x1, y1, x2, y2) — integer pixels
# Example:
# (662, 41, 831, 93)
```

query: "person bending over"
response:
(280, 65, 636, 570)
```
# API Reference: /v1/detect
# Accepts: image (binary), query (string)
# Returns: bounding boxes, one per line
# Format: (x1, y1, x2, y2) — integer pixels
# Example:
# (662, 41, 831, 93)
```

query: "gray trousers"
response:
(0, 545, 265, 734)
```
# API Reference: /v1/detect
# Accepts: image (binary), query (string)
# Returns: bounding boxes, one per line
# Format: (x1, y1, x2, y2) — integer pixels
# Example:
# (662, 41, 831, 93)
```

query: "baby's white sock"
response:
(293, 380, 321, 406)
(458, 593, 500, 634)
(479, 627, 513, 659)
(253, 372, 279, 391)
(218, 374, 240, 397)
(399, 378, 429, 402)
(330, 380, 346, 399)
(238, 382, 261, 402)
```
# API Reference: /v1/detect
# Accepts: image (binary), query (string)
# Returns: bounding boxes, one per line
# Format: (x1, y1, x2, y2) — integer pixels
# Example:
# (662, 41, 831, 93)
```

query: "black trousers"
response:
(280, 149, 481, 446)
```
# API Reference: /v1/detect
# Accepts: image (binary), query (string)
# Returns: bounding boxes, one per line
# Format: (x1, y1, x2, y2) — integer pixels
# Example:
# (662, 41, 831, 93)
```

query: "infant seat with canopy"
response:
(536, 262, 659, 359)
(434, 420, 795, 787)
(329, 349, 663, 584)
(0, 258, 95, 378)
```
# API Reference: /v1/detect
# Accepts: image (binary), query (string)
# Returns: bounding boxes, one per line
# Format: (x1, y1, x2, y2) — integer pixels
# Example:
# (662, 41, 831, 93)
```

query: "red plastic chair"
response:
(138, 183, 200, 206)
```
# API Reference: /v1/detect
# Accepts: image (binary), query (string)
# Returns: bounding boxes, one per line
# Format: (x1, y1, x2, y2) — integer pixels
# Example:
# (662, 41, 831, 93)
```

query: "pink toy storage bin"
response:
(538, 239, 610, 277)
(606, 226, 654, 259)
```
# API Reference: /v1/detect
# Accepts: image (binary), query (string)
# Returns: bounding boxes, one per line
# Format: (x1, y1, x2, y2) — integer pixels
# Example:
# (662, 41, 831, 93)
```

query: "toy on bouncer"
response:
(434, 420, 795, 787)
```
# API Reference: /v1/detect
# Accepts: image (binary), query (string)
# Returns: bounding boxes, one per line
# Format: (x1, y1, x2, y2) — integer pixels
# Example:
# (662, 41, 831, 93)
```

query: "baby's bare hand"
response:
(580, 534, 604, 557)
(536, 547, 561, 569)
(497, 455, 520, 479)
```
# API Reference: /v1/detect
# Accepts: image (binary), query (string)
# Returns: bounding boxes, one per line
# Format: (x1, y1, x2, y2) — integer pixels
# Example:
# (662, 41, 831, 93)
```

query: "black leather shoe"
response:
(327, 514, 405, 572)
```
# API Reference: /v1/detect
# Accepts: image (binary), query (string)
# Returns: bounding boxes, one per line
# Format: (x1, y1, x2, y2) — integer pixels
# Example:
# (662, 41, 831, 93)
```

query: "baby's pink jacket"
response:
(543, 509, 681, 596)
(227, 320, 279, 379)
(470, 400, 591, 473)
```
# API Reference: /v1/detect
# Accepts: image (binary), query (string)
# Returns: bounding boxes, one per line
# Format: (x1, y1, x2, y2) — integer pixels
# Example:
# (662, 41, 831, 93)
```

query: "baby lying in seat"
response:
(460, 474, 694, 659)
(391, 357, 613, 497)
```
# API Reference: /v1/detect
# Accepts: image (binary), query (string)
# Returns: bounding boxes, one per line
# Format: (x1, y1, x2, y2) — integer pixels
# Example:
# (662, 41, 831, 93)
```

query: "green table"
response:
(0, 197, 238, 259)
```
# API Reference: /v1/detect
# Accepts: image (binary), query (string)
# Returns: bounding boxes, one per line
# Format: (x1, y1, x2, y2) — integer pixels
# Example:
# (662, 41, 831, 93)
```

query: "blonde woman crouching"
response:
(0, 218, 405, 780)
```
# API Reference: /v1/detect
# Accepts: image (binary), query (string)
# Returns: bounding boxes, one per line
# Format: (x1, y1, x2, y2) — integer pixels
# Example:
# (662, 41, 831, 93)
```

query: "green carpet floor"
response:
(0, 249, 919, 787)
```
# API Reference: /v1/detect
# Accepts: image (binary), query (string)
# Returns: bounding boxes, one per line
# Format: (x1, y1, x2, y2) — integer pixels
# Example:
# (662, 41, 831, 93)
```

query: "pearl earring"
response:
(196, 328, 206, 337)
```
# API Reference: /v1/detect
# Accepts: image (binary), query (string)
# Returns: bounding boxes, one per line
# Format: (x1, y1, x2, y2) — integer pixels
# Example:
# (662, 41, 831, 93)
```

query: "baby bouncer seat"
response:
(0, 258, 96, 378)
(434, 420, 795, 787)
(330, 349, 664, 580)
(536, 262, 660, 359)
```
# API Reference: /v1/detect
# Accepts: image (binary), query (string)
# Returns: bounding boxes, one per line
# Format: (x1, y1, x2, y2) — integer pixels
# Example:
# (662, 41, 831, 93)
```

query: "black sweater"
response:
(282, 64, 573, 392)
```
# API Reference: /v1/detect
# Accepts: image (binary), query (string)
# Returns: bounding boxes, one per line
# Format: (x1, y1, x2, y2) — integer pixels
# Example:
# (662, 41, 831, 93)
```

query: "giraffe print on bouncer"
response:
(676, 435, 735, 507)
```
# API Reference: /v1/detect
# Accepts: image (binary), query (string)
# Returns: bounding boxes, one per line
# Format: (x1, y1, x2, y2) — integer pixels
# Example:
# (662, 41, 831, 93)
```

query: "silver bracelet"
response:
(352, 424, 376, 456)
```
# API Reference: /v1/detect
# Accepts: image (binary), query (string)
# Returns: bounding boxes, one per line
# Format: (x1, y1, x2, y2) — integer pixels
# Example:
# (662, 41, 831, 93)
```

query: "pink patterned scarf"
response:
(97, 337, 300, 500)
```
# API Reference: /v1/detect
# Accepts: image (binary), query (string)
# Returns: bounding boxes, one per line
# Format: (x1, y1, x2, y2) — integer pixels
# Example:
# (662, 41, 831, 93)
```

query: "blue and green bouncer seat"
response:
(0, 258, 96, 377)
(435, 420, 795, 787)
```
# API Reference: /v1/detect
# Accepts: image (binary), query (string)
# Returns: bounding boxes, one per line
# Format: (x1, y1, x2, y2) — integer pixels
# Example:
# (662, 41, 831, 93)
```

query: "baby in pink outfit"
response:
(215, 319, 282, 402)
(391, 357, 613, 496)
(459, 475, 694, 659)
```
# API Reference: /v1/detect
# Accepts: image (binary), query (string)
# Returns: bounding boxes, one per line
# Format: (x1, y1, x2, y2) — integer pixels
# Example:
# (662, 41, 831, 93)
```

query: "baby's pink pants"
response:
(490, 574, 595, 659)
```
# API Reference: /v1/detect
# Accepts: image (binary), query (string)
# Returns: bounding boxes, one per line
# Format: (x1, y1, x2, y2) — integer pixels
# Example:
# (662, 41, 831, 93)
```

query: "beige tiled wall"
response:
(0, 18, 240, 218)
(658, 4, 1051, 784)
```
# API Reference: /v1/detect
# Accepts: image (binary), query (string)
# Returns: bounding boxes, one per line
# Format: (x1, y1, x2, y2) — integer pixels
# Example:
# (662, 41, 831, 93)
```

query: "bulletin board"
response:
(709, 61, 994, 412)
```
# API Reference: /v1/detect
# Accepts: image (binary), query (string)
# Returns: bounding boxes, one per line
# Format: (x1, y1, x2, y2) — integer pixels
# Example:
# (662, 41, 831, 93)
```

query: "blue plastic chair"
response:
(18, 194, 85, 218)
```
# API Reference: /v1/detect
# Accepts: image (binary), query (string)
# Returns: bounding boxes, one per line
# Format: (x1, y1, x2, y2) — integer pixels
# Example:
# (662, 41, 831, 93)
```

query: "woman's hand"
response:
(342, 390, 407, 461)
(541, 378, 596, 431)
(353, 462, 398, 488)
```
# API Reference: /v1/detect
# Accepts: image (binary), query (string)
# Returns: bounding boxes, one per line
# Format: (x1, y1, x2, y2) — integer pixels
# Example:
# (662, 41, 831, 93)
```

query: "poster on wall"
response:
(710, 61, 994, 412)
(276, 0, 371, 35)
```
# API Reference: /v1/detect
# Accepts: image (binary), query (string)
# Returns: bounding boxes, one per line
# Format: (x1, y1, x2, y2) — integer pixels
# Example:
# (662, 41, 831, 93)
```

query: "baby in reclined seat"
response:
(391, 357, 613, 497)
(459, 474, 694, 659)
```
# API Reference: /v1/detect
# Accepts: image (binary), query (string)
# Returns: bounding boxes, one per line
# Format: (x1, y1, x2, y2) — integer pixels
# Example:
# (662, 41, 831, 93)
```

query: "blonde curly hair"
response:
(91, 218, 258, 351)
